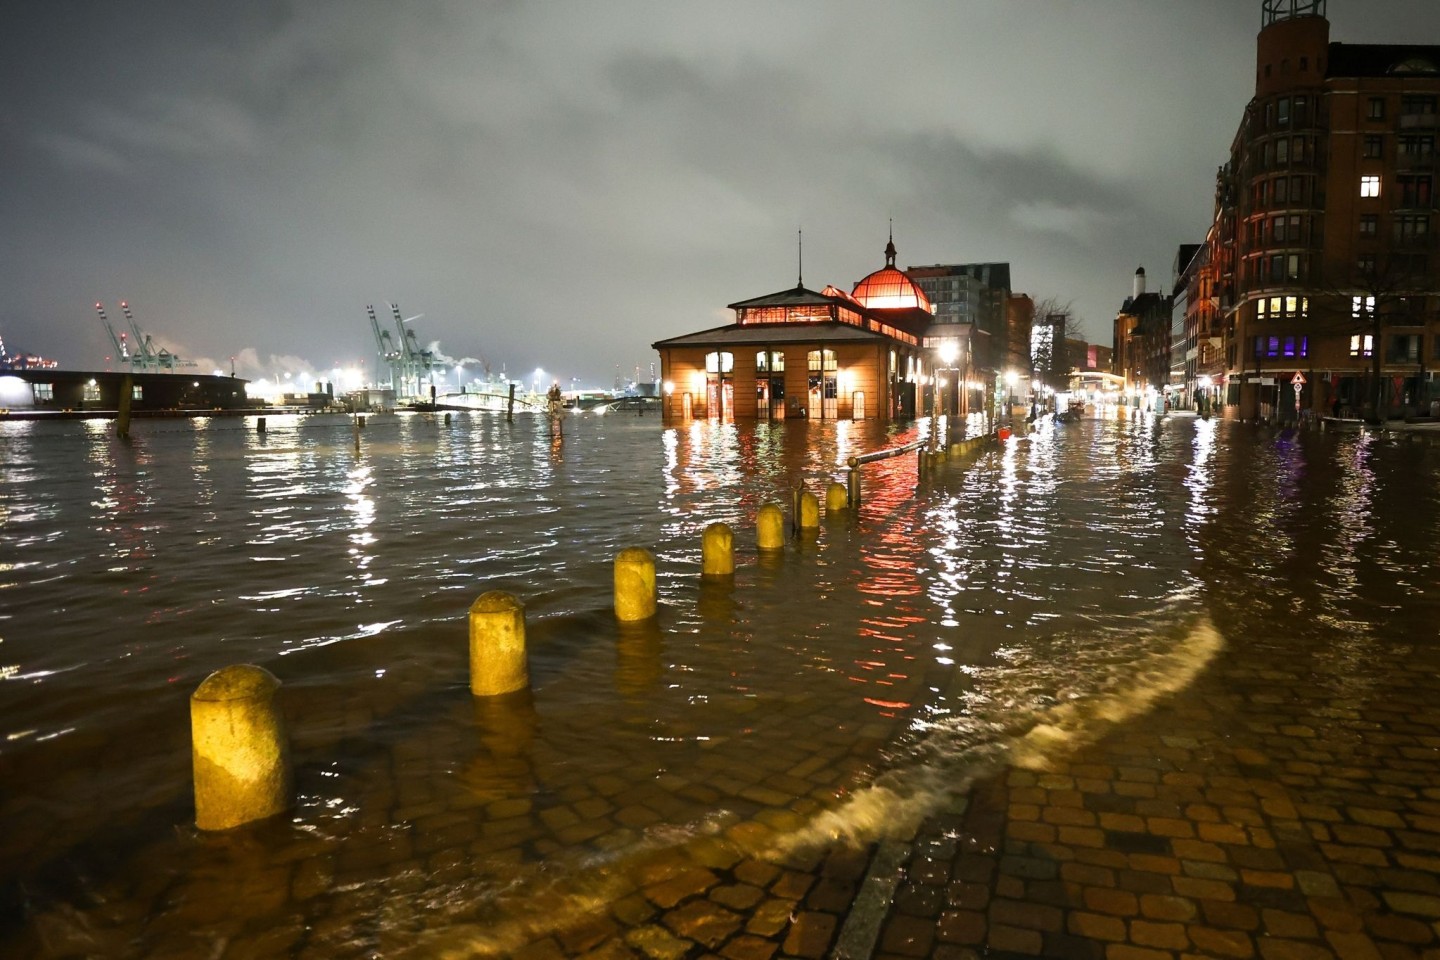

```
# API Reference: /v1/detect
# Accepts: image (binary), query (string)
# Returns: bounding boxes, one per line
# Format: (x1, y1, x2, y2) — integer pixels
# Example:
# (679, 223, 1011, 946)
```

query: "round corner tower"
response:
(1255, 0, 1330, 97)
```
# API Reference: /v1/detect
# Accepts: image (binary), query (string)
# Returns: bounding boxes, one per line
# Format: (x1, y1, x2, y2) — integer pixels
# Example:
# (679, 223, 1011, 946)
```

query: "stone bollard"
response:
(798, 491, 819, 530)
(358, 415, 366, 428)
(191, 665, 291, 831)
(614, 547, 657, 622)
(847, 457, 861, 508)
(825, 482, 848, 514)
(468, 591, 530, 697)
(702, 522, 735, 578)
(257, 416, 267, 435)
(756, 503, 785, 551)
(444, 412, 452, 426)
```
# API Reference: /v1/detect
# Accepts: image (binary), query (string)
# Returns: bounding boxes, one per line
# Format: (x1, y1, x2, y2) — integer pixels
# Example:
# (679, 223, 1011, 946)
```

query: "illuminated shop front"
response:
(653, 237, 937, 422)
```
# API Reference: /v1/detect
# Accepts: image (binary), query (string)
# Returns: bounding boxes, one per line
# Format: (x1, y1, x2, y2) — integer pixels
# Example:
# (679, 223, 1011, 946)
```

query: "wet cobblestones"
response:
(870, 635, 1440, 960)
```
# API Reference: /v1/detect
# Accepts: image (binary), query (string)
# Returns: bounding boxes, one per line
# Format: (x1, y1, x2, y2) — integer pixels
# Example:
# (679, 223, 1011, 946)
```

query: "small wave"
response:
(768, 609, 1224, 857)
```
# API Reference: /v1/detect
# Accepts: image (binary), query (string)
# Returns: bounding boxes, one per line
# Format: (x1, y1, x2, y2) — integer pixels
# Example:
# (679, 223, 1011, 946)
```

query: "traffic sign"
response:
(1291, 371, 1306, 386)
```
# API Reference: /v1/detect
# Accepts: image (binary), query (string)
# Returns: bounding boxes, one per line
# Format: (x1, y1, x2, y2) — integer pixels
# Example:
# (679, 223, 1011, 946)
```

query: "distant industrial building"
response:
(1113, 267, 1175, 409)
(0, 368, 249, 416)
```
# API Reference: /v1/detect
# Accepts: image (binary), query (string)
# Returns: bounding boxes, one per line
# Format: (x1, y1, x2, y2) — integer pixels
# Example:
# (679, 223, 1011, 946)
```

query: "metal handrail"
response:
(844, 438, 928, 506)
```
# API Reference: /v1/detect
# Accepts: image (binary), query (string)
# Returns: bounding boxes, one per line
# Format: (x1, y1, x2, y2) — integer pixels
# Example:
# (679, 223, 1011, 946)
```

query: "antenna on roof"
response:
(797, 228, 803, 289)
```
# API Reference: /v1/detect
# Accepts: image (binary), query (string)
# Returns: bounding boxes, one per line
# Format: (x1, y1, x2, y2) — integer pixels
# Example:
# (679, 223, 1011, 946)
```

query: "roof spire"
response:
(884, 219, 897, 268)
(797, 227, 804, 289)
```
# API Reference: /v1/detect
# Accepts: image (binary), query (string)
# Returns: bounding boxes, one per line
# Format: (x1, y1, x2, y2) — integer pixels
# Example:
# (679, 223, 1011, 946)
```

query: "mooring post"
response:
(468, 591, 530, 697)
(257, 416, 267, 435)
(701, 522, 735, 578)
(614, 547, 658, 622)
(507, 384, 516, 423)
(757, 503, 785, 552)
(190, 665, 291, 831)
(847, 456, 860, 508)
(798, 490, 820, 531)
(116, 374, 133, 440)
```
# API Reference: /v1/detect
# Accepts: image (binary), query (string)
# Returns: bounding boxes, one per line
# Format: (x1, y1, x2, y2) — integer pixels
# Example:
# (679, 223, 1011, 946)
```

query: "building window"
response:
(1273, 177, 1288, 202)
(1275, 138, 1289, 164)
(704, 351, 734, 374)
(83, 380, 101, 402)
(132, 385, 143, 401)
(1360, 175, 1381, 197)
(1358, 255, 1376, 275)
(32, 383, 54, 402)
(1363, 135, 1384, 158)
(1294, 95, 1308, 121)
(1253, 336, 1308, 359)
(1401, 95, 1437, 117)
(1398, 176, 1432, 208)
(1277, 97, 1290, 125)
(1256, 296, 1308, 321)
(1368, 97, 1386, 120)
(1360, 214, 1378, 237)
(1399, 135, 1435, 159)
(1394, 214, 1430, 243)
(1349, 334, 1374, 357)
(1352, 295, 1376, 319)
(1388, 334, 1421, 363)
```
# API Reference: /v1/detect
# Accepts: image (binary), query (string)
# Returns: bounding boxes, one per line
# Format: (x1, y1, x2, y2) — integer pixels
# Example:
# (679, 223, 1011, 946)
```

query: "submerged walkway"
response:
(859, 626, 1440, 960)
(543, 618, 1440, 960)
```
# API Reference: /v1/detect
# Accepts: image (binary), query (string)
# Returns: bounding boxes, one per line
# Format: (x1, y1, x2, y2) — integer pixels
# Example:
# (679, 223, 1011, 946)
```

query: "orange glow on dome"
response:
(851, 267, 933, 313)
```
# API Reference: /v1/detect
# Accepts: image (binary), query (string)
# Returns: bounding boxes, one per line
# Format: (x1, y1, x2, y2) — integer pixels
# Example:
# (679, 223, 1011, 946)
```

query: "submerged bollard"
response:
(847, 457, 860, 508)
(702, 522, 735, 577)
(444, 412, 452, 426)
(825, 481, 848, 514)
(191, 665, 291, 831)
(614, 547, 657, 621)
(799, 491, 820, 530)
(257, 416, 267, 435)
(468, 591, 530, 697)
(756, 503, 785, 551)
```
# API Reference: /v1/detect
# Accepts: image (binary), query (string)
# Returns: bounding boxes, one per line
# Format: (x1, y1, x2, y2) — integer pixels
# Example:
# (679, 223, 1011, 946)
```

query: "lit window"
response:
(1352, 295, 1375, 318)
(1360, 176, 1380, 197)
(1349, 335, 1373, 358)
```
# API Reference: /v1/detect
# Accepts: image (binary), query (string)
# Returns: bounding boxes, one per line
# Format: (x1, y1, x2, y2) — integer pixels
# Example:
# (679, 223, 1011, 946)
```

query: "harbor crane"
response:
(94, 300, 194, 371)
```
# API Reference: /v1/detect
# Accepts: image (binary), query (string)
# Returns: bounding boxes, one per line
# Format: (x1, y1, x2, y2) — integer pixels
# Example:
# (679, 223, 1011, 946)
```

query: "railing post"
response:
(847, 456, 860, 508)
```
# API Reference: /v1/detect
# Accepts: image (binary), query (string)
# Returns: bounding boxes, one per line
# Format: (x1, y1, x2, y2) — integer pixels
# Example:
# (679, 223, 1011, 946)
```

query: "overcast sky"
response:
(2, 1, 1435, 387)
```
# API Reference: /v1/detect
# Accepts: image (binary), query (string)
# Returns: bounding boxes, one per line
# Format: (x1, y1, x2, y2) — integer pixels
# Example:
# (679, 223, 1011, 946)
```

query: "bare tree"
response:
(1028, 297, 1082, 392)
(1310, 253, 1429, 422)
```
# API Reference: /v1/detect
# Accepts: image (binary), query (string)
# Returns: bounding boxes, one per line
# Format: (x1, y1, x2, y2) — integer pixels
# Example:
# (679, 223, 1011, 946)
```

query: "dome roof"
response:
(852, 235, 933, 313)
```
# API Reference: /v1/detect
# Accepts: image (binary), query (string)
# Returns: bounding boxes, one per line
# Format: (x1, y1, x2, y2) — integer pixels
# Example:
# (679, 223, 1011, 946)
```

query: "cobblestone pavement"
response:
(515, 624, 1440, 959)
(866, 631, 1440, 960)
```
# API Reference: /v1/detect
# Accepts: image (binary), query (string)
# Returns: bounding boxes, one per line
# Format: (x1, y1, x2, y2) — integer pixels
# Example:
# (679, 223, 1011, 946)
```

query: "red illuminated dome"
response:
(851, 235, 933, 313)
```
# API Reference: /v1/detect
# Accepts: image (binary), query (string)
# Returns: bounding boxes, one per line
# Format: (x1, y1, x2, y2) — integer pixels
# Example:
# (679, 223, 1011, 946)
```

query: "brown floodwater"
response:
(0, 410, 1435, 957)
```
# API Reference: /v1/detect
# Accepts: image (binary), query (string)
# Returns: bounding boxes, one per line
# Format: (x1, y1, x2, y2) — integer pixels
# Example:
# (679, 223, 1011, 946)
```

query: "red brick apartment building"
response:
(1205, 0, 1439, 421)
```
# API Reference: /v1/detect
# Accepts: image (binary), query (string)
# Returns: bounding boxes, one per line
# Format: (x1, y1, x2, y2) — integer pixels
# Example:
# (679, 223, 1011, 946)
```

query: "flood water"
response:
(1, 410, 1437, 958)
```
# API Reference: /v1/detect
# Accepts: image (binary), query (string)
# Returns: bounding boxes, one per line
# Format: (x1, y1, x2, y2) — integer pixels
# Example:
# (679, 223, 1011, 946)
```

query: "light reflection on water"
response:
(0, 411, 1437, 957)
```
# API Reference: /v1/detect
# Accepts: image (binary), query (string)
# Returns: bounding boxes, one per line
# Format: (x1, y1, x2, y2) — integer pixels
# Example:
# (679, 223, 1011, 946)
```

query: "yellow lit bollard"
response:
(702, 522, 734, 578)
(799, 491, 819, 530)
(826, 482, 848, 514)
(756, 503, 785, 551)
(191, 665, 291, 831)
(468, 591, 530, 697)
(614, 547, 657, 622)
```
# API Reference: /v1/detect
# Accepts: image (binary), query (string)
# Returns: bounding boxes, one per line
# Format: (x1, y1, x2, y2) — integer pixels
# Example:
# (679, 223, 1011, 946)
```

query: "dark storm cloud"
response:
(1, 0, 1435, 383)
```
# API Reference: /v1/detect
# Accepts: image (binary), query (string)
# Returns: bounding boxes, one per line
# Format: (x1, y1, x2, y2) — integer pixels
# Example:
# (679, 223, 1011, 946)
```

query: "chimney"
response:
(1134, 266, 1146, 299)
